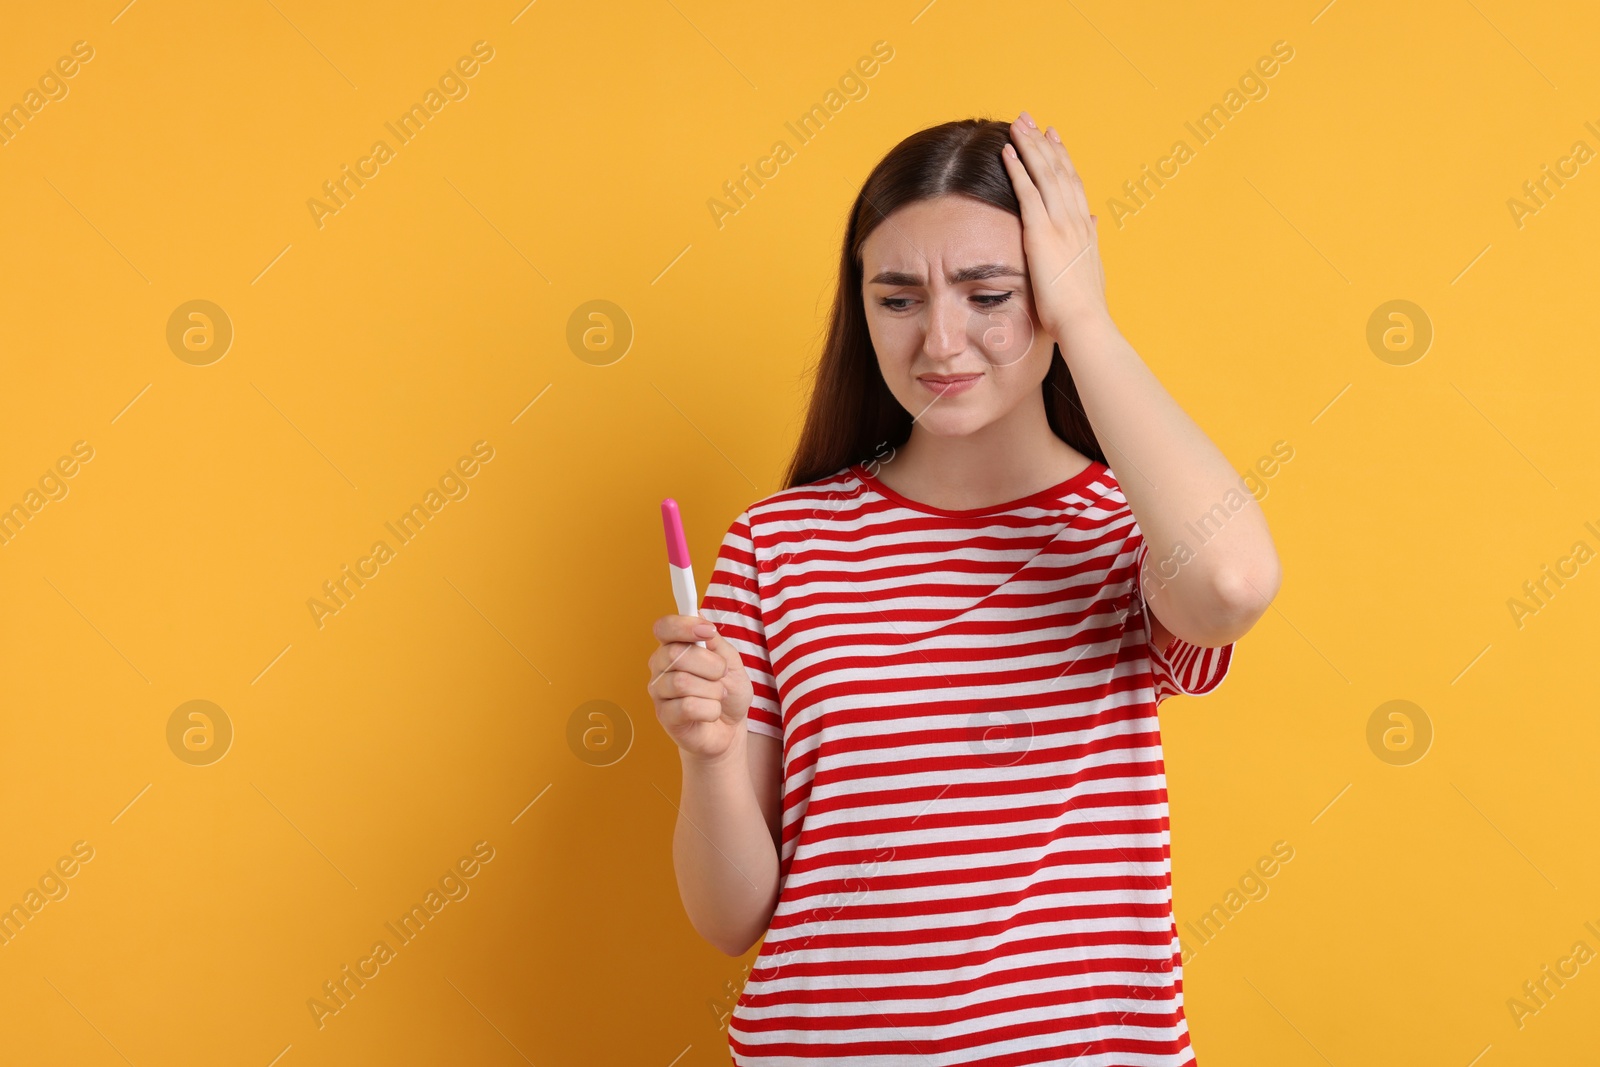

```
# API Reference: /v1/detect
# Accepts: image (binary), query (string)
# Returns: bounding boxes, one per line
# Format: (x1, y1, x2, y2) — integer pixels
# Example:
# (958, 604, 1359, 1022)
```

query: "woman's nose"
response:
(923, 295, 968, 358)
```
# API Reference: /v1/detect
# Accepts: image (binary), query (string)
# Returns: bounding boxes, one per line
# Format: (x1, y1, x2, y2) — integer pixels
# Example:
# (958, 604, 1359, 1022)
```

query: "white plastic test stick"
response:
(660, 498, 706, 648)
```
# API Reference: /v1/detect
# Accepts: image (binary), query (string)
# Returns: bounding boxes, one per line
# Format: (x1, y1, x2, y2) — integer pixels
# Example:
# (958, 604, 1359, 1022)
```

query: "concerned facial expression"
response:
(860, 195, 1053, 436)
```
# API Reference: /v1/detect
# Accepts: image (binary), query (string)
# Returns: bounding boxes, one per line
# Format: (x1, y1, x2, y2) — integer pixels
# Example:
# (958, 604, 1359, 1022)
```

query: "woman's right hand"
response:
(648, 614, 754, 762)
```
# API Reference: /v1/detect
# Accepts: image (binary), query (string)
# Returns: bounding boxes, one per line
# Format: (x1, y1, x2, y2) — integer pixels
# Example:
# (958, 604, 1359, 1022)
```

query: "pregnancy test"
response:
(660, 498, 706, 648)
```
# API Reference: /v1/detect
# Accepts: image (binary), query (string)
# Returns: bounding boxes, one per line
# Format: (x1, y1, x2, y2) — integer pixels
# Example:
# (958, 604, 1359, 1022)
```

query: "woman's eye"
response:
(878, 292, 1012, 312)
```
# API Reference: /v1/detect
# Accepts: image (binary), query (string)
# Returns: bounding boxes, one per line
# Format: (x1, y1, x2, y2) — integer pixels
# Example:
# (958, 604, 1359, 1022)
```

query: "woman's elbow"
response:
(1209, 560, 1281, 643)
(692, 913, 768, 958)
(716, 928, 762, 958)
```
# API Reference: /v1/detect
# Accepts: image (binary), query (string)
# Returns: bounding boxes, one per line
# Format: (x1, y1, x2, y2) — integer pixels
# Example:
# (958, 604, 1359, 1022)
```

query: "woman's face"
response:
(860, 194, 1054, 437)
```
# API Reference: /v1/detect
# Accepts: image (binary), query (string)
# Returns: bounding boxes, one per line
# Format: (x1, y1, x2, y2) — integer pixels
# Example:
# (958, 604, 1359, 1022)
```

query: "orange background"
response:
(1, 1, 1597, 1064)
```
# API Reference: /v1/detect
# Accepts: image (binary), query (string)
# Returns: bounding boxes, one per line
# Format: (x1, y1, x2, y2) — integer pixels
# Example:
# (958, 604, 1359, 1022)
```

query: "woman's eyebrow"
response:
(866, 263, 1026, 286)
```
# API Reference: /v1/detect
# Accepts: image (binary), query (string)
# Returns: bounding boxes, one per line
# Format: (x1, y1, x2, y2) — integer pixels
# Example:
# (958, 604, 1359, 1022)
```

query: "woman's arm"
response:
(652, 612, 782, 956)
(1002, 111, 1282, 646)
(1061, 315, 1281, 647)
(673, 730, 782, 957)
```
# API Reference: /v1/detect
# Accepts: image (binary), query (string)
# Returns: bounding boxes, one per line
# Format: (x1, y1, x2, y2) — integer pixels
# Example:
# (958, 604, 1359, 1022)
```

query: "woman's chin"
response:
(913, 409, 994, 438)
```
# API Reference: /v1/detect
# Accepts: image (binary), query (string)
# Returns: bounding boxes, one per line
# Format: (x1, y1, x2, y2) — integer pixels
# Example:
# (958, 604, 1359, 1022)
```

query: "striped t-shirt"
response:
(699, 458, 1235, 1066)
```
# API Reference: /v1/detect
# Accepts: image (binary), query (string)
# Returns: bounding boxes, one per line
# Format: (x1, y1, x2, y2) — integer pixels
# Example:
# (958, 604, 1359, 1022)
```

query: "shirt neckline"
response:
(850, 458, 1105, 518)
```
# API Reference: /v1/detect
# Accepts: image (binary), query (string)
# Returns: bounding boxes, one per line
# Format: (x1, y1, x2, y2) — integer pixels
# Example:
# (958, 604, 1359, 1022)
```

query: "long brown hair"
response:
(781, 117, 1107, 490)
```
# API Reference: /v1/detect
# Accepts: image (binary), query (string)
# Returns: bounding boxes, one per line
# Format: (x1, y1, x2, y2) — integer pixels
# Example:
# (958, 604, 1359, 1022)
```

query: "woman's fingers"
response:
(1008, 115, 1068, 222)
(1001, 140, 1049, 239)
(1024, 112, 1073, 191)
(1001, 113, 1111, 341)
(1009, 113, 1096, 254)
(650, 615, 727, 674)
(662, 696, 726, 729)
(646, 614, 751, 760)
(653, 668, 725, 702)
(1039, 122, 1079, 183)
(652, 612, 711, 646)
(1045, 124, 1091, 219)
(1020, 114, 1083, 221)
(648, 669, 726, 727)
(648, 641, 725, 683)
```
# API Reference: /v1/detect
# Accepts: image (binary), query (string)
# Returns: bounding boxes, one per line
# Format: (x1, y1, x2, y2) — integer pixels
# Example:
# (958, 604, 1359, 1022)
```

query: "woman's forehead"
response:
(862, 198, 1022, 276)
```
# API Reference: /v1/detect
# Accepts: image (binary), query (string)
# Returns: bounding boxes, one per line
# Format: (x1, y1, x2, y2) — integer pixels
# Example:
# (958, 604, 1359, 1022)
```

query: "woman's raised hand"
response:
(647, 614, 755, 762)
(1000, 111, 1112, 350)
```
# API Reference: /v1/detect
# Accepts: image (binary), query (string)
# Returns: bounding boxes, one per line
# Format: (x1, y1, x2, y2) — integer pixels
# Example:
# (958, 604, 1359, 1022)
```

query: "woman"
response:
(649, 112, 1282, 1065)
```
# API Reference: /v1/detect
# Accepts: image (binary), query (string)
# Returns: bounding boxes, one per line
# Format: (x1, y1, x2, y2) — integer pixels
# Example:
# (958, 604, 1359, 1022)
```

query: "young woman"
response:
(648, 113, 1282, 1066)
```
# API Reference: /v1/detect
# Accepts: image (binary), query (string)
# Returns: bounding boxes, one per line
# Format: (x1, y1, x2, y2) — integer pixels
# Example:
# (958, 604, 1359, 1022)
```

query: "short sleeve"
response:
(698, 509, 783, 739)
(1132, 534, 1235, 703)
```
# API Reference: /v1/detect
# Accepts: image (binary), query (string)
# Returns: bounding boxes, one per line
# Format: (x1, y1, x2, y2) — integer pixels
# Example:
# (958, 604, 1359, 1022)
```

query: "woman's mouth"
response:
(918, 373, 983, 397)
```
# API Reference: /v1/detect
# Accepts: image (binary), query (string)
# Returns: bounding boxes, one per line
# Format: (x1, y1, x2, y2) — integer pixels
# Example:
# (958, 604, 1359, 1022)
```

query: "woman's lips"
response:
(918, 374, 982, 396)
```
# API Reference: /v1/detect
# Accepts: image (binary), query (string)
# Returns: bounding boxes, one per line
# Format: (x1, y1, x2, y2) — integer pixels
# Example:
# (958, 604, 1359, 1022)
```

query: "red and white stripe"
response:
(700, 460, 1235, 1067)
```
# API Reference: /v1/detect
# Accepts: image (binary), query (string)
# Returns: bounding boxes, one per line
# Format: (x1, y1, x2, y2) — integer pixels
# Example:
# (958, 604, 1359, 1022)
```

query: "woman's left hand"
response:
(1001, 112, 1113, 351)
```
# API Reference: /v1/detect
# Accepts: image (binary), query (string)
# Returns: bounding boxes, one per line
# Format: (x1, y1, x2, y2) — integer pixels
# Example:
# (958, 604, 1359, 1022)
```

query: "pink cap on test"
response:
(661, 498, 692, 568)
